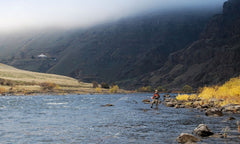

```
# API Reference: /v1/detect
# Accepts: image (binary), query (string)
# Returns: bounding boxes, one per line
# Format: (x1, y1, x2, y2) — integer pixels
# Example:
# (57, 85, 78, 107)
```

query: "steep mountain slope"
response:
(142, 0, 240, 89)
(1, 9, 221, 89)
(47, 11, 216, 83)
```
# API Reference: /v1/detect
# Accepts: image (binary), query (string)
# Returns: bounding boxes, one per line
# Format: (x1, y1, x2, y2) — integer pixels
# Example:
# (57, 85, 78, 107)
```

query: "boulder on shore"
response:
(164, 98, 175, 102)
(201, 104, 210, 109)
(193, 124, 214, 137)
(163, 94, 170, 97)
(222, 104, 240, 113)
(174, 104, 185, 108)
(205, 108, 223, 116)
(142, 99, 151, 104)
(176, 133, 200, 143)
(165, 102, 176, 107)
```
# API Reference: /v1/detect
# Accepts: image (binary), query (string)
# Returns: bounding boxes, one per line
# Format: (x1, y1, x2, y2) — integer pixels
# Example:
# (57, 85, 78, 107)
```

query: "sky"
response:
(0, 0, 226, 33)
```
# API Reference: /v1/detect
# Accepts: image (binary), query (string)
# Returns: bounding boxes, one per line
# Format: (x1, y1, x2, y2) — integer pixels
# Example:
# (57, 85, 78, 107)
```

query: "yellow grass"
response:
(178, 76, 240, 106)
(176, 94, 198, 101)
(109, 85, 119, 93)
(199, 76, 240, 106)
(95, 87, 102, 93)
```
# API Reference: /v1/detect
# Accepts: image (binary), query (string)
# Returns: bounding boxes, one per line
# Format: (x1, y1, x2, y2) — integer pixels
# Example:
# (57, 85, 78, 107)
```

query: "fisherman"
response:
(151, 90, 160, 108)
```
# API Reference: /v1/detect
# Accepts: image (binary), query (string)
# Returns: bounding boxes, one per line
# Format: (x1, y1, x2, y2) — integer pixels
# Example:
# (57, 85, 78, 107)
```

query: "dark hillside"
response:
(1, 9, 221, 89)
(47, 11, 214, 84)
(141, 0, 240, 89)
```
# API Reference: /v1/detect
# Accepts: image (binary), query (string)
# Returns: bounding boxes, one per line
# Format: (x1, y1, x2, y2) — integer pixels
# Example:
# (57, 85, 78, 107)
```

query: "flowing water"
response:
(0, 94, 239, 144)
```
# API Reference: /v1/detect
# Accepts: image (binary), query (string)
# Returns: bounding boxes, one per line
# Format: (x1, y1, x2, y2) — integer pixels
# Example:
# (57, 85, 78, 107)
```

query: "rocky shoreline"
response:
(163, 97, 240, 115)
(143, 94, 240, 143)
(164, 97, 240, 143)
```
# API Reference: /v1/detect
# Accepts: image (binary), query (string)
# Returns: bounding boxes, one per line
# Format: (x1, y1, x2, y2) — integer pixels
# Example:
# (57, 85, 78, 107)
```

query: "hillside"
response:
(48, 12, 212, 83)
(141, 0, 240, 89)
(0, 63, 98, 95)
(0, 29, 79, 72)
(1, 9, 220, 89)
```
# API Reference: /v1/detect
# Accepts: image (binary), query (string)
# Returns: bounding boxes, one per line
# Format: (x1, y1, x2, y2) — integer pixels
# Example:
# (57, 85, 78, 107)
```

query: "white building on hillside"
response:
(38, 53, 47, 58)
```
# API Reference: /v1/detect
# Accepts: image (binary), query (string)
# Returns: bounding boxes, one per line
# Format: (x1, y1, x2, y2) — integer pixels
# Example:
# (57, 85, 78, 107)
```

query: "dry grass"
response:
(0, 63, 81, 86)
(0, 63, 94, 94)
(0, 63, 128, 95)
(176, 94, 198, 101)
(198, 76, 240, 106)
(176, 76, 240, 107)
(0, 68, 80, 86)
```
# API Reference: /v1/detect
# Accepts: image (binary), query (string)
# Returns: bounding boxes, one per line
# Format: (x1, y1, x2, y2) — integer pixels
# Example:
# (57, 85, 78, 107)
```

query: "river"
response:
(0, 93, 239, 143)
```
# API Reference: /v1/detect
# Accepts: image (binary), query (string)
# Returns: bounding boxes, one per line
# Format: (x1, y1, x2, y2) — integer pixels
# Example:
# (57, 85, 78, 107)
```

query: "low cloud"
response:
(0, 0, 226, 32)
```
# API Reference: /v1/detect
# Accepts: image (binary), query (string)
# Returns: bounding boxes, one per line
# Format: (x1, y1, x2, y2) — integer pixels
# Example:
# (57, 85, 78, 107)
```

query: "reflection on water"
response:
(0, 94, 239, 143)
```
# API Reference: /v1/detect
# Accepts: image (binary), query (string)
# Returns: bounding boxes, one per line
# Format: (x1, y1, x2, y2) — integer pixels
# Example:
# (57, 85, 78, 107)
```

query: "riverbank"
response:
(0, 84, 131, 96)
(161, 96, 240, 143)
(0, 63, 131, 96)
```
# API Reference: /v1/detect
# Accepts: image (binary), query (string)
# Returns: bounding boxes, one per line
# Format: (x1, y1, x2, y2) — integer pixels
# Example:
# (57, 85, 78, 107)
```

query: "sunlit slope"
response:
(0, 63, 89, 87)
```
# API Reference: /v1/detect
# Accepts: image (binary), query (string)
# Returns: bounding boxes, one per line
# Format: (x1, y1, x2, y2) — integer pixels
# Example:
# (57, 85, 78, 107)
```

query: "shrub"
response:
(176, 94, 198, 101)
(180, 76, 240, 106)
(40, 82, 57, 90)
(92, 81, 99, 88)
(182, 85, 193, 93)
(95, 87, 102, 93)
(138, 86, 153, 92)
(0, 78, 15, 86)
(198, 76, 240, 106)
(101, 82, 110, 89)
(109, 85, 119, 93)
(157, 86, 167, 92)
(0, 87, 6, 94)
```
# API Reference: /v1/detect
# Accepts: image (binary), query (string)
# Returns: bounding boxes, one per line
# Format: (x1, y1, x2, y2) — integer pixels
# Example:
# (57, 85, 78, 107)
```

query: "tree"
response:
(182, 85, 193, 93)
(157, 86, 167, 92)
(101, 82, 110, 89)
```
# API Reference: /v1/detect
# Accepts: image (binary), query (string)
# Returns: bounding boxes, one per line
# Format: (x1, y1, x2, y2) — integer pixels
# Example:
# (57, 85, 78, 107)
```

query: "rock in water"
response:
(205, 108, 223, 116)
(227, 117, 236, 120)
(176, 133, 200, 143)
(193, 124, 214, 137)
(142, 99, 151, 104)
(101, 104, 114, 107)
